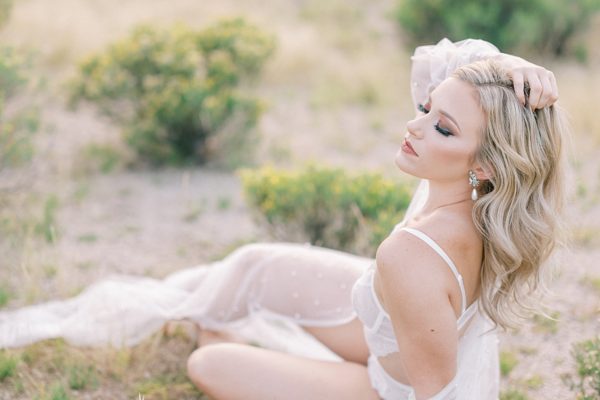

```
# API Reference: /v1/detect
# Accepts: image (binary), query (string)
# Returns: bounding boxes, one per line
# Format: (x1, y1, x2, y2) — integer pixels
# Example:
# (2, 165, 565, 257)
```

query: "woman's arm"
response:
(410, 38, 558, 111)
(491, 53, 558, 109)
(376, 230, 461, 399)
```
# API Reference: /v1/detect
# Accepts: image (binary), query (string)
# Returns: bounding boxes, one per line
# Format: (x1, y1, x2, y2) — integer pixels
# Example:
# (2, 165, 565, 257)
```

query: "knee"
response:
(230, 243, 268, 259)
(187, 347, 214, 390)
(186, 344, 232, 392)
(225, 243, 273, 268)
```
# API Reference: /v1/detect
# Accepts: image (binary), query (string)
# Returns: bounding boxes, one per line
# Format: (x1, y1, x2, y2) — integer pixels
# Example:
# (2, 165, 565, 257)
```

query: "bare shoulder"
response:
(375, 208, 482, 308)
(375, 229, 448, 297)
(377, 209, 479, 270)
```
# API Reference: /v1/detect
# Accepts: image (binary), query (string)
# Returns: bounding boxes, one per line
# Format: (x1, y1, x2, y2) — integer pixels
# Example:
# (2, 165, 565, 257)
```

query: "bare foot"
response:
(162, 320, 197, 341)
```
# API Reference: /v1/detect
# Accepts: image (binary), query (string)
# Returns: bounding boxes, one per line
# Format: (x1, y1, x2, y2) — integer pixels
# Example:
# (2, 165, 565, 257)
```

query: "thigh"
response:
(187, 343, 381, 400)
(303, 317, 370, 365)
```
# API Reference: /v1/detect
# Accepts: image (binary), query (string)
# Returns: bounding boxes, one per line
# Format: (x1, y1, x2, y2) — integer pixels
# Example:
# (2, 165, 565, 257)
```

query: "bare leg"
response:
(302, 317, 369, 365)
(192, 316, 369, 365)
(187, 343, 380, 400)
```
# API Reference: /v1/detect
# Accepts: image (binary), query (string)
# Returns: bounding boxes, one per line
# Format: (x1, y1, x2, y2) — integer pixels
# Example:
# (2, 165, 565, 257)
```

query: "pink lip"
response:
(401, 139, 418, 156)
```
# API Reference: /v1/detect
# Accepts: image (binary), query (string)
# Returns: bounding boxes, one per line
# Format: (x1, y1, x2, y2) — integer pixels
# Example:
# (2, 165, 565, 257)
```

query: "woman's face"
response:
(395, 77, 486, 184)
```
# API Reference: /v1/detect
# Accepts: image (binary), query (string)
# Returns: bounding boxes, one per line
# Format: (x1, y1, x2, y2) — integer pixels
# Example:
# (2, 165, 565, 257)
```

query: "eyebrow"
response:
(428, 95, 461, 133)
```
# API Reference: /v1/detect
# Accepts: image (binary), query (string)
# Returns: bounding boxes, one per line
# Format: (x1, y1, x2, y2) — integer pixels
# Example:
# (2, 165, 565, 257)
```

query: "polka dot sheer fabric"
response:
(0, 243, 370, 359)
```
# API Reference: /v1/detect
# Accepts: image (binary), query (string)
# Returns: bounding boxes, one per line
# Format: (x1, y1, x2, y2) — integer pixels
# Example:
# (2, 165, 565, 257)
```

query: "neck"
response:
(419, 179, 472, 215)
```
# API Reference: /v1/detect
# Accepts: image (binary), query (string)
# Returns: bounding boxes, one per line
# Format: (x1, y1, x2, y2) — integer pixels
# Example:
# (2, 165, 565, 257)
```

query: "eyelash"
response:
(417, 103, 454, 137)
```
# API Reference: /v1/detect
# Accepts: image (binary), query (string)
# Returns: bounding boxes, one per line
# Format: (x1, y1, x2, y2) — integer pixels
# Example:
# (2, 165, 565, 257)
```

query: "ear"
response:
(471, 164, 493, 181)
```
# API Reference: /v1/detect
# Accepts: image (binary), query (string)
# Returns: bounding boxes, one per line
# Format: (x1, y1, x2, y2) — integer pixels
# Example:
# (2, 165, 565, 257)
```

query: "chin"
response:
(394, 151, 424, 179)
(394, 150, 411, 172)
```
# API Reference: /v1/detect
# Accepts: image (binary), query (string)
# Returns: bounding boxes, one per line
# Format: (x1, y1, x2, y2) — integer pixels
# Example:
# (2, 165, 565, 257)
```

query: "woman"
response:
(0, 40, 564, 399)
(184, 43, 565, 399)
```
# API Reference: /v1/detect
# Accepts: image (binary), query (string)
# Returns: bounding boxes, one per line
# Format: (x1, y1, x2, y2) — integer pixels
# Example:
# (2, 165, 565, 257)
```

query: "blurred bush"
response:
(240, 165, 413, 256)
(395, 0, 600, 57)
(69, 18, 275, 166)
(0, 0, 39, 172)
(0, 46, 39, 171)
(0, 0, 43, 273)
(564, 336, 600, 399)
(0, 0, 11, 29)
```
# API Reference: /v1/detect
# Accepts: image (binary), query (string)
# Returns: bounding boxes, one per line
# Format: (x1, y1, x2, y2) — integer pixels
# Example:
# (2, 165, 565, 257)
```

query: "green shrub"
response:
(565, 336, 600, 399)
(395, 0, 600, 56)
(35, 194, 59, 244)
(134, 374, 200, 400)
(500, 389, 529, 400)
(0, 285, 9, 307)
(0, 0, 12, 29)
(82, 143, 123, 174)
(240, 165, 413, 255)
(0, 46, 39, 169)
(524, 374, 544, 389)
(45, 383, 70, 400)
(0, 351, 17, 381)
(500, 350, 519, 377)
(68, 365, 98, 390)
(69, 18, 275, 166)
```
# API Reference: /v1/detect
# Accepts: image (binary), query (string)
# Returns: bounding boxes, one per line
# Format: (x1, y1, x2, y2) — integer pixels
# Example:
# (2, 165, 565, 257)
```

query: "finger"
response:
(536, 73, 553, 108)
(527, 73, 543, 110)
(548, 71, 559, 105)
(512, 72, 526, 106)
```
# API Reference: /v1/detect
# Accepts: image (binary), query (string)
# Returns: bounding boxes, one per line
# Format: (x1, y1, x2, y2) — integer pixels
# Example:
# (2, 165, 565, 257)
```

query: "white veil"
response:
(0, 38, 500, 399)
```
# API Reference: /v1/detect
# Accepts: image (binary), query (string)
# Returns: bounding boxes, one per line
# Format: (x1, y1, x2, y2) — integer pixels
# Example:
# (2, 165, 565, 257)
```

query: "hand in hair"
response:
(492, 53, 558, 110)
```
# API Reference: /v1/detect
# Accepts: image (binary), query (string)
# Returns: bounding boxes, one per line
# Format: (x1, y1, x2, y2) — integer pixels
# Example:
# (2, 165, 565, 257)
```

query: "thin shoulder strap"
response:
(400, 227, 467, 313)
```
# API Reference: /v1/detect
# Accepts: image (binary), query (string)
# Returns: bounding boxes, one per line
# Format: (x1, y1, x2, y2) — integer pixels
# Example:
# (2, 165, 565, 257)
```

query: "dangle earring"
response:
(468, 170, 480, 201)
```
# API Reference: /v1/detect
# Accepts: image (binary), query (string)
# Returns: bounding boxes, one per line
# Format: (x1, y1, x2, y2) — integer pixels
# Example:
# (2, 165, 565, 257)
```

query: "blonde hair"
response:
(453, 60, 567, 329)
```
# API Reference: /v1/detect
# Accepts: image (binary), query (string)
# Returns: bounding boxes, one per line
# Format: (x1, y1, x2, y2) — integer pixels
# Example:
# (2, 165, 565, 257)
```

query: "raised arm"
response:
(491, 53, 558, 109)
(410, 38, 558, 112)
(376, 230, 461, 400)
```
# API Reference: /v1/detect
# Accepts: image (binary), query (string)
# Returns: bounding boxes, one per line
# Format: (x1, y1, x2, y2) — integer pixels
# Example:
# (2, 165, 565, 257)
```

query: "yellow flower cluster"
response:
(240, 165, 413, 255)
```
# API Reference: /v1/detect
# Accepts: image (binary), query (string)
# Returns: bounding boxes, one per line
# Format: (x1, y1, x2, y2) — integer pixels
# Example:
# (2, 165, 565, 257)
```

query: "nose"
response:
(406, 117, 423, 139)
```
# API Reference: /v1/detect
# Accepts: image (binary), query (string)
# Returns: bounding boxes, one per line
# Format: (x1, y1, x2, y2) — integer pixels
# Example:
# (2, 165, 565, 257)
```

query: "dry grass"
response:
(0, 325, 203, 400)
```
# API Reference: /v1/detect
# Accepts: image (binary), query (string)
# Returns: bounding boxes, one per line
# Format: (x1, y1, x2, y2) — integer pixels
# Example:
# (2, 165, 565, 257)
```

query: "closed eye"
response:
(435, 123, 453, 137)
(419, 102, 453, 136)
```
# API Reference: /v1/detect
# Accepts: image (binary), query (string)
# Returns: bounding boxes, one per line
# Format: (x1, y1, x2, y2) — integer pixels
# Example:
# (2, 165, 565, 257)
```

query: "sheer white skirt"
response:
(0, 242, 370, 359)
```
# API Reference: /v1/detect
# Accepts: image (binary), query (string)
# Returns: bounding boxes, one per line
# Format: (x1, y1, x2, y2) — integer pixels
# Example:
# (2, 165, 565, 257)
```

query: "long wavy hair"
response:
(453, 60, 568, 329)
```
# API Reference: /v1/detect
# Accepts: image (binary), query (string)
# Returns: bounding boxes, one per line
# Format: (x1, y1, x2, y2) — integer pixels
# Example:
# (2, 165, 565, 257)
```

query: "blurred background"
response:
(0, 0, 600, 399)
